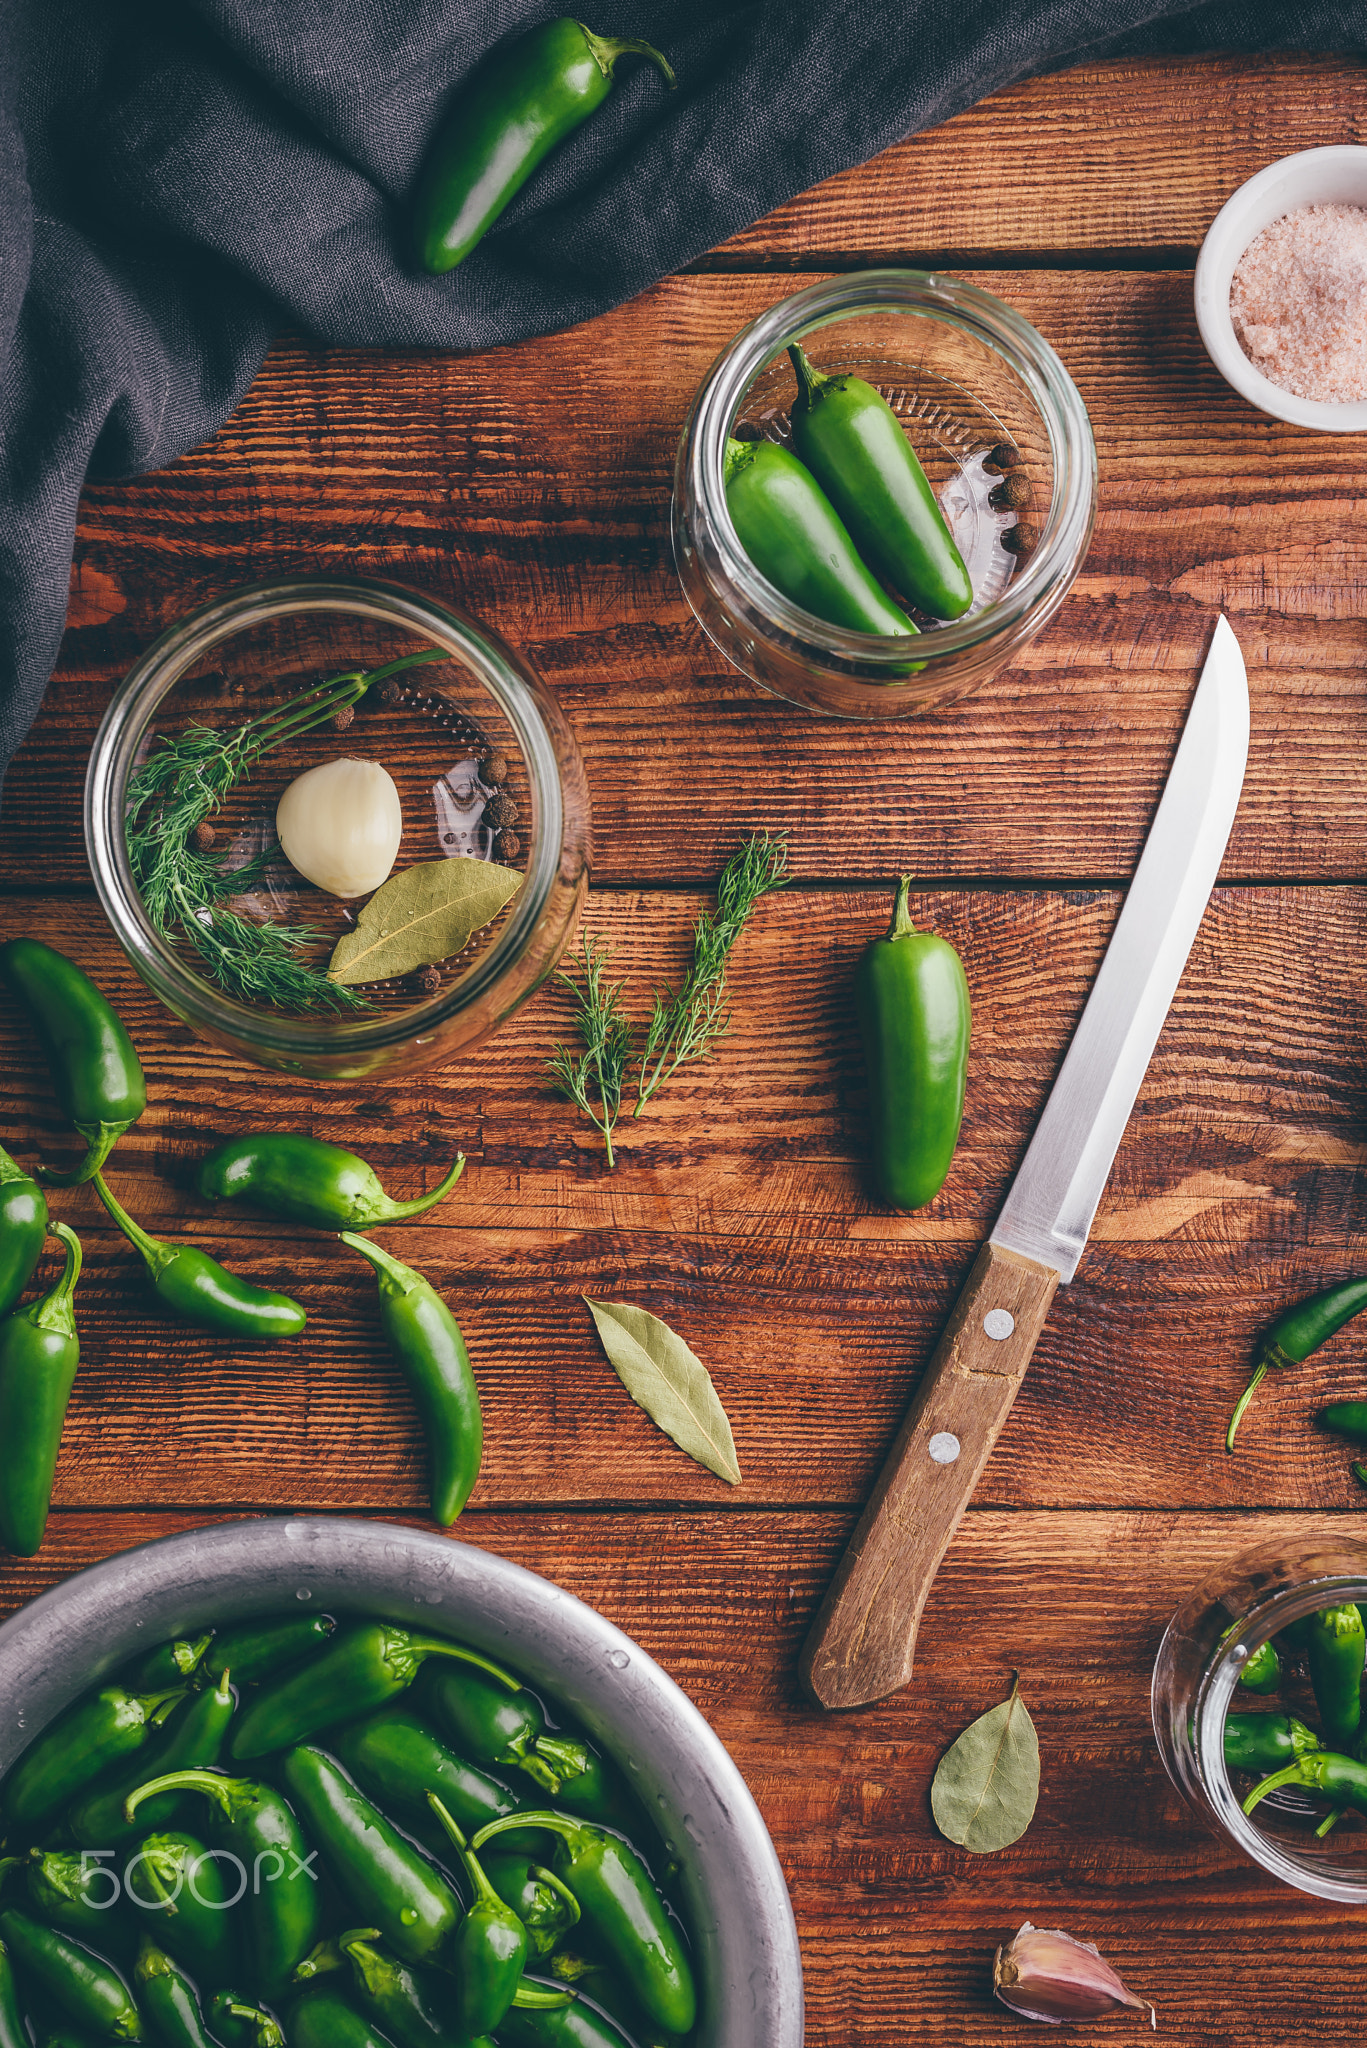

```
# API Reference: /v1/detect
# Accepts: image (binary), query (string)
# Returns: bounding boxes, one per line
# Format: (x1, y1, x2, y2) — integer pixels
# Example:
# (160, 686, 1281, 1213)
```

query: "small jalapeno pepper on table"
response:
(723, 437, 919, 640)
(0, 1906, 143, 2041)
(122, 1830, 240, 1985)
(67, 1665, 235, 1847)
(0, 1142, 47, 1318)
(198, 1134, 465, 1232)
(427, 1795, 529, 2033)
(0, 940, 146, 1186)
(229, 1623, 519, 1760)
(340, 1233, 482, 1526)
(412, 19, 675, 275)
(278, 1747, 460, 1965)
(1227, 1274, 1367, 1448)
(855, 878, 971, 1211)
(787, 344, 973, 620)
(2, 1680, 184, 1838)
(0, 1222, 83, 1557)
(124, 1770, 319, 1999)
(93, 1173, 305, 1342)
(473, 1812, 696, 2037)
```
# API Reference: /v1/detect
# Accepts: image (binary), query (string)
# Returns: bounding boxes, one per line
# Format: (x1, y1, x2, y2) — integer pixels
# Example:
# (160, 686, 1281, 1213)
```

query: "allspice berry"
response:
(1001, 522, 1040, 557)
(413, 965, 441, 997)
(983, 440, 1021, 473)
(484, 793, 519, 830)
(191, 822, 217, 852)
(500, 832, 522, 860)
(989, 474, 1032, 512)
(481, 750, 509, 786)
(331, 703, 355, 731)
(378, 678, 404, 706)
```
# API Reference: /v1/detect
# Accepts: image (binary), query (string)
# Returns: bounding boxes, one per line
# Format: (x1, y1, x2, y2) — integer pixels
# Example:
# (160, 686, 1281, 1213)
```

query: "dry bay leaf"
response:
(328, 857, 522, 985)
(583, 1298, 741, 1486)
(930, 1673, 1039, 1853)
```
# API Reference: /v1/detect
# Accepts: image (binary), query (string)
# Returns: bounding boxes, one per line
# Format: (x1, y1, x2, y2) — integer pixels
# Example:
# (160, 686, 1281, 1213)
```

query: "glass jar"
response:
(1153, 1534, 1367, 1901)
(672, 271, 1097, 719)
(84, 576, 591, 1081)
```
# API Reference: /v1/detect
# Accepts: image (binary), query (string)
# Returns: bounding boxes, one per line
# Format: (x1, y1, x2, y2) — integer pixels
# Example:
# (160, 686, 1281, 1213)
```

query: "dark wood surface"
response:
(3, 49, 1367, 2044)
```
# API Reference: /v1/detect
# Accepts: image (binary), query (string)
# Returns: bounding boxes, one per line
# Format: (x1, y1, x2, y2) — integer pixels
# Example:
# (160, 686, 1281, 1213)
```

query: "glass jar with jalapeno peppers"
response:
(1154, 1534, 1367, 1900)
(673, 271, 1096, 722)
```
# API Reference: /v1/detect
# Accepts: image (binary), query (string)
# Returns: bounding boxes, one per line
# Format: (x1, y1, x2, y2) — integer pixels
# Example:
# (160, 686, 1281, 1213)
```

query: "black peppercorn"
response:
(413, 965, 441, 996)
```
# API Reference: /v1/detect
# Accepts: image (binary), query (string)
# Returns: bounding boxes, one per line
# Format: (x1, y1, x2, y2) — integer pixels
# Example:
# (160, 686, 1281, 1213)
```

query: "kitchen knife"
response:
(800, 615, 1250, 1711)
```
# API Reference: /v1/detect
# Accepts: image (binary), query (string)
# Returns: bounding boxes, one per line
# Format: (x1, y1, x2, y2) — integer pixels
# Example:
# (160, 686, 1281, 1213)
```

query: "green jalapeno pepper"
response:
(289, 1983, 395, 2048)
(1223, 1712, 1321, 1775)
(548, 1954, 676, 2048)
(121, 1636, 213, 1695)
(787, 345, 973, 620)
(68, 1667, 235, 1848)
(854, 877, 971, 1211)
(198, 1135, 465, 1233)
(723, 438, 918, 640)
(124, 1772, 320, 1999)
(339, 1234, 482, 1526)
(205, 1995, 285, 2048)
(412, 19, 675, 275)
(230, 1624, 517, 1761)
(421, 1667, 590, 1799)
(278, 1747, 460, 1965)
(292, 1927, 381, 1985)
(202, 1615, 334, 1688)
(327, 1706, 533, 1846)
(0, 1222, 83, 1557)
(482, 1853, 580, 1958)
(123, 1830, 240, 1986)
(0, 1938, 28, 2048)
(93, 1174, 305, 1343)
(1319, 1401, 1367, 1441)
(472, 1814, 695, 2037)
(339, 1933, 479, 2047)
(132, 1941, 219, 2048)
(495, 1995, 633, 2048)
(1307, 1603, 1365, 1749)
(0, 1143, 47, 1318)
(1237, 1639, 1281, 1694)
(1244, 1747, 1367, 1820)
(0, 1907, 142, 2040)
(23, 1850, 132, 1957)
(427, 1796, 528, 2033)
(3, 1683, 185, 1837)
(1227, 1274, 1367, 1449)
(0, 941, 147, 1186)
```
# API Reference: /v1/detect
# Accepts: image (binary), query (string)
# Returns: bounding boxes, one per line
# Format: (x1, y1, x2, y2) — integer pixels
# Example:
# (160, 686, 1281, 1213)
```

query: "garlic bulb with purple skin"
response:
(993, 1925, 1157, 2028)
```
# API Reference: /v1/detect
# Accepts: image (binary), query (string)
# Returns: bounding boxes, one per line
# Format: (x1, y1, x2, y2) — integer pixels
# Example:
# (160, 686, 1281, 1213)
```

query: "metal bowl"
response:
(0, 1517, 803, 2046)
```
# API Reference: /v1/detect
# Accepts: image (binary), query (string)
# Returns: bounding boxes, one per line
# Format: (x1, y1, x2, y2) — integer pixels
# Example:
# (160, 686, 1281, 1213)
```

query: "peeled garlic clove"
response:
(993, 1924, 1157, 2029)
(276, 758, 403, 899)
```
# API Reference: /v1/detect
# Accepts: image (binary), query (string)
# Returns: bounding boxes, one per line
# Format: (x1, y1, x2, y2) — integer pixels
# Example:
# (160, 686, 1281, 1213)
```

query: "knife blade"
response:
(800, 615, 1249, 1711)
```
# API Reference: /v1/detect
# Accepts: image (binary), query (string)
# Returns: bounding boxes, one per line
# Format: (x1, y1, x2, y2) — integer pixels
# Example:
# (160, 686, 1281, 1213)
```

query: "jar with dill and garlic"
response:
(86, 579, 590, 1080)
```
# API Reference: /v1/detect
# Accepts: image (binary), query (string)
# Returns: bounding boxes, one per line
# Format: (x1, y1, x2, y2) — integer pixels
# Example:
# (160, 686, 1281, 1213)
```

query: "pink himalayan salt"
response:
(1229, 202, 1367, 405)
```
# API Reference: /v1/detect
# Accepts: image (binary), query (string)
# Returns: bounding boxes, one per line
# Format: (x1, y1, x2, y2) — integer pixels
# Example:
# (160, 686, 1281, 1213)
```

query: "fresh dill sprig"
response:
(125, 650, 444, 1013)
(546, 937, 634, 1168)
(634, 830, 788, 1115)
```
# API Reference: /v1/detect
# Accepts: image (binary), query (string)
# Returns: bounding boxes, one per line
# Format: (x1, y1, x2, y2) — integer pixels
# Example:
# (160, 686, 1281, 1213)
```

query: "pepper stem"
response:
(578, 24, 676, 87)
(531, 1863, 581, 1928)
(1226, 1359, 1269, 1451)
(1242, 1759, 1313, 1815)
(787, 344, 829, 410)
(723, 437, 756, 488)
(124, 1767, 245, 1824)
(0, 1144, 28, 1188)
(886, 876, 918, 943)
(225, 2005, 285, 2048)
(532, 1734, 590, 1783)
(375, 1151, 466, 1225)
(93, 1172, 168, 1279)
(340, 1231, 423, 1297)
(27, 1224, 82, 1336)
(472, 1810, 589, 1854)
(512, 1983, 575, 2009)
(39, 1122, 127, 1187)
(402, 1637, 521, 1692)
(1316, 1805, 1346, 1838)
(427, 1793, 509, 1916)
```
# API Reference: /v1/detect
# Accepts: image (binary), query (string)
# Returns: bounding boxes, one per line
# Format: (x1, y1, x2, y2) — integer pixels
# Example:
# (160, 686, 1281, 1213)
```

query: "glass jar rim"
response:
(84, 574, 573, 1061)
(690, 269, 1096, 665)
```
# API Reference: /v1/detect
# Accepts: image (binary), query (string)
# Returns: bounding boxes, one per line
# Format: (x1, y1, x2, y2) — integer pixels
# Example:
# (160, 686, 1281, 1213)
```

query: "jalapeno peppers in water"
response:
(0, 941, 146, 1186)
(724, 437, 918, 639)
(413, 20, 675, 275)
(0, 1143, 46, 1318)
(198, 1135, 465, 1232)
(340, 1233, 482, 1525)
(68, 1666, 235, 1847)
(0, 1906, 143, 2040)
(427, 1795, 530, 2034)
(3, 1680, 183, 1836)
(328, 1705, 528, 1841)
(855, 877, 971, 1211)
(94, 1172, 305, 1342)
(422, 1664, 592, 1798)
(787, 344, 973, 620)
(1226, 1274, 1367, 1449)
(0, 1222, 82, 1556)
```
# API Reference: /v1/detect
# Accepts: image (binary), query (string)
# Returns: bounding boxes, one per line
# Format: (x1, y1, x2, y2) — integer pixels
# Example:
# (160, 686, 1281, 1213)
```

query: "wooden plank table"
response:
(3, 48, 1367, 2042)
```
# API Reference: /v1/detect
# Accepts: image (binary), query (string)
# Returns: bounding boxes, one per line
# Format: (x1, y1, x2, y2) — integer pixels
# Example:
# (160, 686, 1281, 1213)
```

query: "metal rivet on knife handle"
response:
(983, 1309, 1015, 1339)
(928, 1433, 960, 1464)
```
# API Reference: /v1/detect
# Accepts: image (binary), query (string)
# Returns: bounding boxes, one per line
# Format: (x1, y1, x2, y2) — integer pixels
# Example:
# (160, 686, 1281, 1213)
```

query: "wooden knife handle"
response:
(799, 1240, 1060, 1711)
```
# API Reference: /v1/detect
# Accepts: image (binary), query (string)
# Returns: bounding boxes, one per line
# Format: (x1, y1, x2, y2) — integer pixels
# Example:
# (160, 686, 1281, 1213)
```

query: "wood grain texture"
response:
(802, 1243, 1059, 1707)
(706, 54, 1367, 264)
(7, 266, 1367, 887)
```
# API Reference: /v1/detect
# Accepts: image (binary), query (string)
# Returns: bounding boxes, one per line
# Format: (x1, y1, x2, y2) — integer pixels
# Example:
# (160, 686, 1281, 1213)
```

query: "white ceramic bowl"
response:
(0, 1518, 804, 2046)
(1194, 144, 1367, 432)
